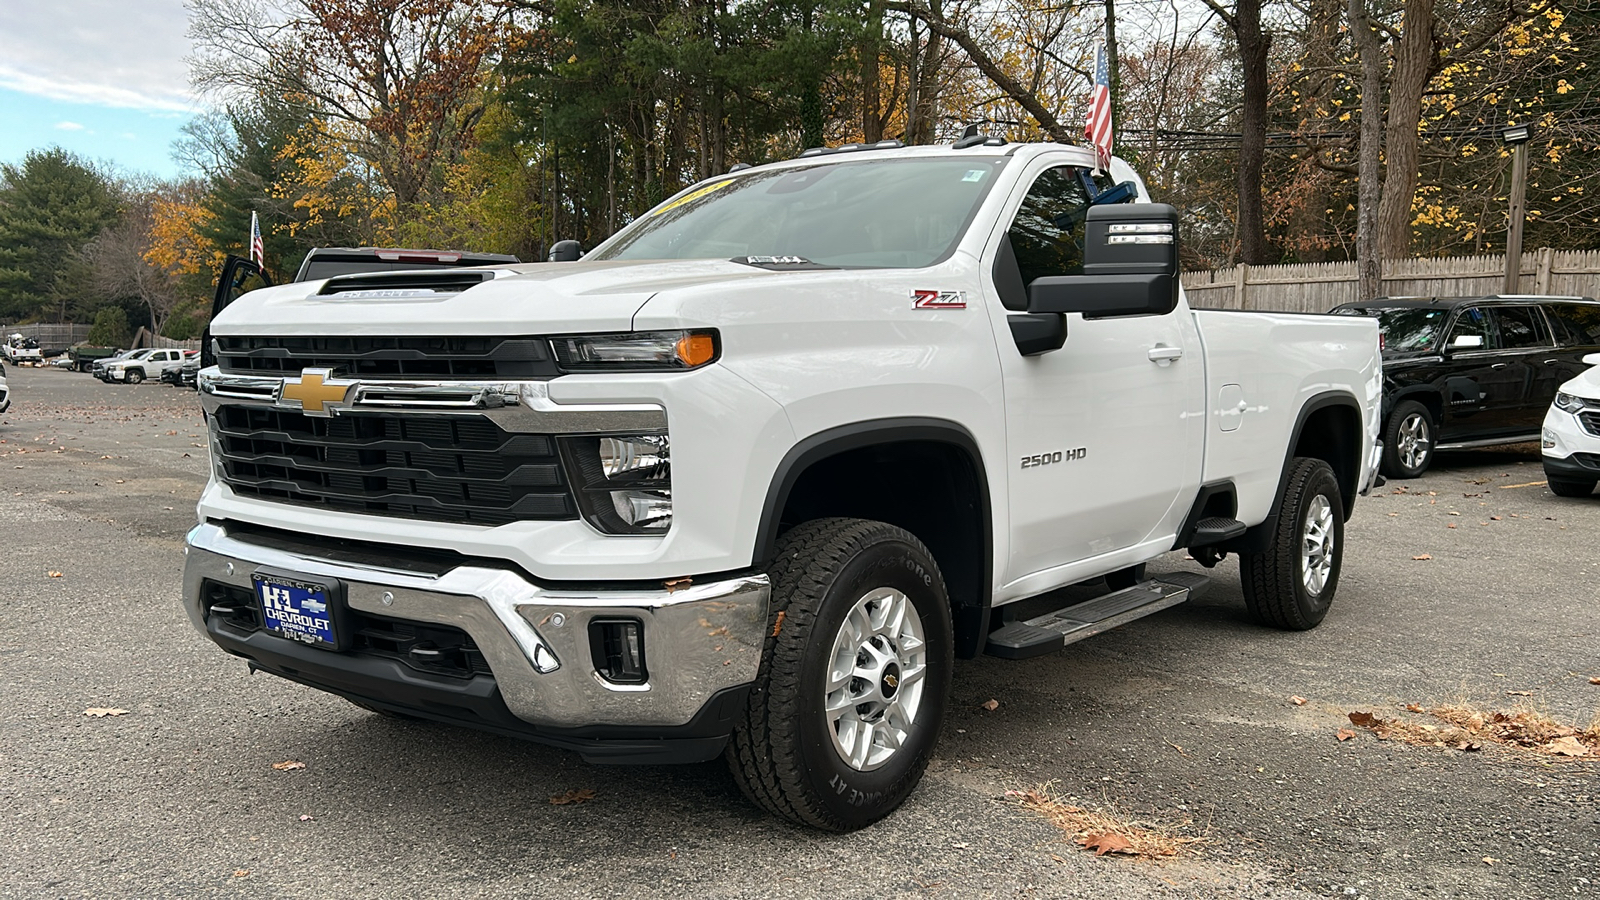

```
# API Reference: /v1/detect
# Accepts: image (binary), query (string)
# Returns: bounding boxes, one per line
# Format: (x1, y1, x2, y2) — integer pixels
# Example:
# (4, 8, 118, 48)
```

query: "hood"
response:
(211, 258, 783, 337)
(1560, 362, 1600, 400)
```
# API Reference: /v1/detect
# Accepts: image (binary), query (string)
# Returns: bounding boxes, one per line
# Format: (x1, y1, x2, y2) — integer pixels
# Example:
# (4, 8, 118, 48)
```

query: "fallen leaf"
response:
(1588, 677, 1600, 685)
(83, 707, 127, 718)
(47, 570, 63, 577)
(1446, 523, 1457, 529)
(663, 577, 692, 593)
(1482, 857, 1498, 866)
(1490, 516, 1502, 521)
(1336, 728, 1356, 741)
(1455, 740, 1483, 751)
(1077, 832, 1136, 856)
(549, 788, 597, 805)
(770, 609, 786, 637)
(1289, 696, 1307, 706)
(1505, 690, 1533, 696)
(299, 814, 314, 822)
(271, 760, 306, 771)
(1348, 711, 1380, 727)
(1411, 554, 1433, 560)
(981, 699, 1000, 711)
(233, 869, 250, 878)
(1405, 703, 1426, 713)
(1545, 736, 1588, 757)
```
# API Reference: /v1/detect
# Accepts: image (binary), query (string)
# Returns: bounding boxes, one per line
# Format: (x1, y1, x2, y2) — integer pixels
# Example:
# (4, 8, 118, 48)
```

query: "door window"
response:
(1446, 306, 1494, 350)
(1492, 306, 1551, 349)
(1007, 166, 1097, 285)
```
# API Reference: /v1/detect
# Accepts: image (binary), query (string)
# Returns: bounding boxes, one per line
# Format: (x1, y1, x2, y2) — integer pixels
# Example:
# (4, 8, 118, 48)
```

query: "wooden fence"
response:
(1182, 248, 1600, 313)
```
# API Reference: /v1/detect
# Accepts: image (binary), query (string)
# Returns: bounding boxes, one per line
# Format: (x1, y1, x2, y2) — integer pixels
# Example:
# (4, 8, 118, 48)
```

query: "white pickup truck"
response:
(184, 139, 1382, 831)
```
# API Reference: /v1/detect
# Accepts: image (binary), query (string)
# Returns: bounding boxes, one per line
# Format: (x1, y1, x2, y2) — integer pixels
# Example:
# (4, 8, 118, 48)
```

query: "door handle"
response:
(1148, 344, 1184, 364)
(1491, 363, 1508, 369)
(1544, 359, 1560, 365)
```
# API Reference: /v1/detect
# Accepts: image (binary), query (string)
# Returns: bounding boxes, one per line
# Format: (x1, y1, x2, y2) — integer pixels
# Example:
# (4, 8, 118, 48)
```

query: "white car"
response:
(1540, 351, 1600, 496)
(0, 361, 10, 413)
(102, 348, 192, 384)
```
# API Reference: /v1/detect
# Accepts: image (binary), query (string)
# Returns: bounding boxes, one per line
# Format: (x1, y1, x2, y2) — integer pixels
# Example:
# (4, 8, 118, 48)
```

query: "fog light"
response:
(590, 618, 647, 684)
(610, 489, 673, 530)
(1542, 428, 1557, 450)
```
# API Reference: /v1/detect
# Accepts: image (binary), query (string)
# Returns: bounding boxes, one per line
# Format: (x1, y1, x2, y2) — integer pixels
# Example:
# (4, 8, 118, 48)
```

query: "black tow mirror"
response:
(1027, 203, 1180, 319)
(549, 240, 583, 262)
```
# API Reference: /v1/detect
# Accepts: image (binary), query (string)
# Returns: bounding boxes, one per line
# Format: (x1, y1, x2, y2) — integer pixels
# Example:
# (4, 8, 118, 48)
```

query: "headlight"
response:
(550, 330, 718, 372)
(560, 433, 672, 534)
(1555, 392, 1587, 413)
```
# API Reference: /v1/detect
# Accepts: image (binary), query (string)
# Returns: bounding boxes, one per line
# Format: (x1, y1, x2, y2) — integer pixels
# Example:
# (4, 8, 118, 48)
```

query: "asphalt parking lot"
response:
(1, 364, 1595, 899)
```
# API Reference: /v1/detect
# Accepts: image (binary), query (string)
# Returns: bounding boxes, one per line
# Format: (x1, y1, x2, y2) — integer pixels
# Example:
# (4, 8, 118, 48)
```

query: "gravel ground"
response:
(0, 365, 1595, 899)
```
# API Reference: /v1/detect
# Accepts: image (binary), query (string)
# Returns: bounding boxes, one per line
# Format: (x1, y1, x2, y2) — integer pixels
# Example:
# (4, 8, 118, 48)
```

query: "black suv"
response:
(1331, 295, 1600, 477)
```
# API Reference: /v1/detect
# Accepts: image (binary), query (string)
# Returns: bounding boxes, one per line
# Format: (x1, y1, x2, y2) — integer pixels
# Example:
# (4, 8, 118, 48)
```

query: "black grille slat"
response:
(1580, 412, 1600, 436)
(214, 407, 574, 526)
(215, 335, 557, 379)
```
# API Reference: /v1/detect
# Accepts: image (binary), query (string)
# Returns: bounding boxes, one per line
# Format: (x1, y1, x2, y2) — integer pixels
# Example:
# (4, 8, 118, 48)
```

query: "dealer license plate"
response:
(254, 573, 339, 649)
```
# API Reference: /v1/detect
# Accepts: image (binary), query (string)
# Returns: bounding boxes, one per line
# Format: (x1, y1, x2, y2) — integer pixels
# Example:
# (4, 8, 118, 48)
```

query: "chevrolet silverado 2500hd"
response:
(184, 139, 1382, 831)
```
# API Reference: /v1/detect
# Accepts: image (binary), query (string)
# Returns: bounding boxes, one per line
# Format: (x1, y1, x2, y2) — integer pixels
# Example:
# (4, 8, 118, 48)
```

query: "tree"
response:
(84, 195, 182, 336)
(0, 149, 122, 321)
(86, 306, 131, 347)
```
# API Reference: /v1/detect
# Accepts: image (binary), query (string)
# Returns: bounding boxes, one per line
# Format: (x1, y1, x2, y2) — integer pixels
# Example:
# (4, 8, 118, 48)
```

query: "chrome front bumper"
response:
(183, 521, 769, 731)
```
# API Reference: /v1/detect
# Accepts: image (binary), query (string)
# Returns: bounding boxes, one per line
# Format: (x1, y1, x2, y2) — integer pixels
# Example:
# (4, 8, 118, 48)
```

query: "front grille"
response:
(202, 580, 491, 679)
(215, 335, 560, 379)
(213, 406, 575, 526)
(1579, 411, 1600, 437)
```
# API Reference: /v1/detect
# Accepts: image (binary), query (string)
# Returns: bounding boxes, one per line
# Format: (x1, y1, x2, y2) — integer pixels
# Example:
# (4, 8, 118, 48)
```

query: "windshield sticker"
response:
(653, 179, 734, 216)
(913, 290, 967, 310)
(962, 169, 988, 183)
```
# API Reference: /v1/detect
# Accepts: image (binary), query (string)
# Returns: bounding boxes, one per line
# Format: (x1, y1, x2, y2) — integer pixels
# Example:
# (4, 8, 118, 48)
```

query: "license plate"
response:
(254, 573, 340, 649)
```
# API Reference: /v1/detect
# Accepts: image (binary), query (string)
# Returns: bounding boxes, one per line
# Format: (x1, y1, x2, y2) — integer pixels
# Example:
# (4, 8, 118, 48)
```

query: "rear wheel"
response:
(1547, 476, 1596, 498)
(1381, 400, 1434, 478)
(1240, 457, 1344, 631)
(727, 517, 953, 831)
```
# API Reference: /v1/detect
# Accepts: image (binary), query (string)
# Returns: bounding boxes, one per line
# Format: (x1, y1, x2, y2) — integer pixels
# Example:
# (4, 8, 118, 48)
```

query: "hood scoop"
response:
(317, 270, 496, 300)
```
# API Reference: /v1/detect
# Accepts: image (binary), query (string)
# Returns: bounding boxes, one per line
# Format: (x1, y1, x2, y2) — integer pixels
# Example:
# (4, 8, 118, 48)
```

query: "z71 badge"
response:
(912, 290, 966, 310)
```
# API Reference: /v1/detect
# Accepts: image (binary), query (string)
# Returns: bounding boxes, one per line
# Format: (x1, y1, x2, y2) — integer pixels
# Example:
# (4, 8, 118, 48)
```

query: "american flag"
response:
(1084, 45, 1113, 173)
(249, 211, 265, 267)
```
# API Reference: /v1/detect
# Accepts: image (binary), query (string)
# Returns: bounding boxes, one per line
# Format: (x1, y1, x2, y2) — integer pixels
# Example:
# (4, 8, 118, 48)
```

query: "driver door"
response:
(985, 161, 1204, 590)
(202, 256, 272, 369)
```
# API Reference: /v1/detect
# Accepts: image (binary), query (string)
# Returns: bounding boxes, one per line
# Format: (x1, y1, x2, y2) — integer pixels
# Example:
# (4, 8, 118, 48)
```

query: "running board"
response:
(984, 572, 1210, 660)
(1434, 433, 1540, 451)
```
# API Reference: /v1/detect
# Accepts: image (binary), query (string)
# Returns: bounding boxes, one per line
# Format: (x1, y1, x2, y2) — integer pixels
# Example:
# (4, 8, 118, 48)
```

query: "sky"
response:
(0, 0, 197, 179)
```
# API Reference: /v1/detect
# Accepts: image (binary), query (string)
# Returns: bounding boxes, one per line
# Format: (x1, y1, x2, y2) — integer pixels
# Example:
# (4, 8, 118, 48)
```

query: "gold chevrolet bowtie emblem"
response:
(280, 368, 352, 414)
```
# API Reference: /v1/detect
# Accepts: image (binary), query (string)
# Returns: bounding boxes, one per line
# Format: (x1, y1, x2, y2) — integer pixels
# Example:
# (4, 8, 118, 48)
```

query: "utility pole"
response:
(1105, 0, 1120, 151)
(1502, 124, 1531, 294)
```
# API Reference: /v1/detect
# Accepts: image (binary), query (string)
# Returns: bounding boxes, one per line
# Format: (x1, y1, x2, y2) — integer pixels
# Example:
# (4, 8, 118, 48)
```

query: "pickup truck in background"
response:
(184, 139, 1381, 831)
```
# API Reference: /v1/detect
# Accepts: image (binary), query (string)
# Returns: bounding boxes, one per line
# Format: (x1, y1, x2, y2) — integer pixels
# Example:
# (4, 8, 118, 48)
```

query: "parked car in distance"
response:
(1331, 295, 1600, 477)
(1539, 352, 1600, 496)
(293, 247, 520, 282)
(162, 352, 201, 387)
(69, 345, 123, 371)
(92, 348, 144, 379)
(101, 348, 192, 384)
(0, 360, 10, 413)
(3, 334, 43, 365)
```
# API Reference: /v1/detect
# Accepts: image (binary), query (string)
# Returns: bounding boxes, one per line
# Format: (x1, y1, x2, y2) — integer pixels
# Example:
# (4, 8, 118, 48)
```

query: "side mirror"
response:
(549, 240, 583, 262)
(1026, 203, 1180, 319)
(1450, 334, 1485, 350)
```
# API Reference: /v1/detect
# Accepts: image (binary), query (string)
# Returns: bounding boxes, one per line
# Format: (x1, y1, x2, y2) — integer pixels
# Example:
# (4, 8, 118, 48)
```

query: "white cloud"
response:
(54, 121, 86, 131)
(0, 1, 196, 112)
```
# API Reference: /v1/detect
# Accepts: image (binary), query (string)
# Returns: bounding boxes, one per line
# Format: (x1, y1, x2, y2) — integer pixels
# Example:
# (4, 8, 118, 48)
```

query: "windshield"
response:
(592, 157, 1008, 268)
(1334, 306, 1447, 353)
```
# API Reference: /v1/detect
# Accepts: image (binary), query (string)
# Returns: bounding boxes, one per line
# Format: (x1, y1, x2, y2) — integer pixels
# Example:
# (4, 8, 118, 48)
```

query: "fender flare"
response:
(1223, 390, 1362, 553)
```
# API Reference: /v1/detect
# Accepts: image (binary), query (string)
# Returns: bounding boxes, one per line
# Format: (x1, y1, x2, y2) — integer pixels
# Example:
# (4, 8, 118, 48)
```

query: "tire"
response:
(1381, 400, 1434, 478)
(727, 517, 953, 831)
(1240, 457, 1344, 631)
(125, 368, 145, 384)
(1547, 476, 1596, 498)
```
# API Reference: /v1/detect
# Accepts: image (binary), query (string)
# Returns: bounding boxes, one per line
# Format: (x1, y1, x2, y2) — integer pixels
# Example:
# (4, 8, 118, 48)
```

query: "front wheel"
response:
(124, 368, 145, 384)
(1240, 457, 1345, 630)
(727, 517, 953, 831)
(1381, 400, 1434, 478)
(1547, 476, 1596, 498)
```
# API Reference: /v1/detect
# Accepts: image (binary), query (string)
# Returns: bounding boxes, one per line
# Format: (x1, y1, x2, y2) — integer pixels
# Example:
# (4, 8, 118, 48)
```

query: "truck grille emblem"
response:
(280, 368, 353, 414)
